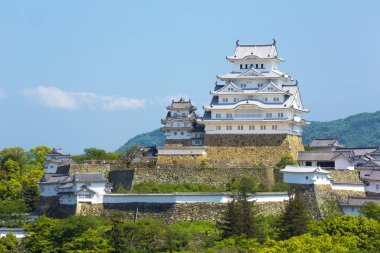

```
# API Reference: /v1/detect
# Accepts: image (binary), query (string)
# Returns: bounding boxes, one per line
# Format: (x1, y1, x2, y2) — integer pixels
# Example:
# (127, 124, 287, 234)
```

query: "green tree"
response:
(220, 177, 259, 239)
(0, 200, 28, 223)
(84, 148, 108, 160)
(308, 215, 380, 251)
(29, 146, 52, 168)
(0, 233, 18, 253)
(277, 191, 310, 240)
(275, 156, 297, 168)
(0, 147, 28, 168)
(359, 201, 380, 221)
(1, 159, 20, 180)
(107, 218, 170, 252)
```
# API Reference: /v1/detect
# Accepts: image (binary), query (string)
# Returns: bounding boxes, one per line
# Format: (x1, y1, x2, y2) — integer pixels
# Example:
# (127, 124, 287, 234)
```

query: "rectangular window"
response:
(181, 132, 184, 135)
(266, 113, 272, 118)
(222, 98, 228, 103)
(174, 132, 177, 135)
(250, 64, 254, 68)
(249, 125, 255, 130)
(240, 64, 243, 69)
(215, 113, 221, 119)
(278, 112, 284, 118)
(233, 98, 238, 102)
(264, 98, 268, 102)
(226, 126, 232, 130)
(255, 64, 258, 69)
(272, 125, 277, 130)
(260, 125, 266, 130)
(245, 64, 248, 69)
(376, 184, 380, 191)
(274, 97, 280, 102)
(261, 64, 264, 69)
(241, 83, 246, 88)
(238, 125, 243, 130)
(258, 83, 263, 88)
(216, 126, 221, 130)
(226, 113, 233, 119)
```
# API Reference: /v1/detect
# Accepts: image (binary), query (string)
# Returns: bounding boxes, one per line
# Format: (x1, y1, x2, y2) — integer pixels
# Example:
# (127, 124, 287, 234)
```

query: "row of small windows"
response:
(240, 83, 264, 88)
(215, 112, 285, 119)
(240, 63, 264, 69)
(215, 125, 278, 131)
(219, 97, 281, 103)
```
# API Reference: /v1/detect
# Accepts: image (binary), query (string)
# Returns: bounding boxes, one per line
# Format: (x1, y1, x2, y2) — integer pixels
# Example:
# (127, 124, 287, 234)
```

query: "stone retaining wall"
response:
(329, 170, 361, 183)
(80, 201, 286, 224)
(133, 167, 275, 188)
(37, 197, 76, 218)
(205, 134, 291, 147)
(157, 135, 304, 168)
(57, 164, 110, 175)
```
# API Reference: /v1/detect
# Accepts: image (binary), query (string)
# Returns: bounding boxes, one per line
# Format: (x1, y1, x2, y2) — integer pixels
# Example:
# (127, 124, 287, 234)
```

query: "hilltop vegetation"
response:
(116, 129, 164, 152)
(118, 111, 380, 149)
(302, 110, 380, 147)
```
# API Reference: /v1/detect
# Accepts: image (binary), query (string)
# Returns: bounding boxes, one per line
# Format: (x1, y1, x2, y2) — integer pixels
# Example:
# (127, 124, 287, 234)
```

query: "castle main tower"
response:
(200, 40, 309, 166)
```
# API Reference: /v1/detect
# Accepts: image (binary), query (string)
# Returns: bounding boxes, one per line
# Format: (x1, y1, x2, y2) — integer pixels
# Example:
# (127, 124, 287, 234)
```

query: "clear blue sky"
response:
(0, 0, 379, 154)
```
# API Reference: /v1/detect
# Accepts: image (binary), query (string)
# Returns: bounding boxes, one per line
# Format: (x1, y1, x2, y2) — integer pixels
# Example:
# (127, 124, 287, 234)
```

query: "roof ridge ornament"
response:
(272, 38, 276, 45)
(235, 39, 240, 46)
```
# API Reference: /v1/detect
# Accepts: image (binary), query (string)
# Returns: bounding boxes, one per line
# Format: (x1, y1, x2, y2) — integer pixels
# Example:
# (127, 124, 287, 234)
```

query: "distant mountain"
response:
(116, 129, 164, 152)
(302, 111, 380, 147)
(117, 111, 380, 151)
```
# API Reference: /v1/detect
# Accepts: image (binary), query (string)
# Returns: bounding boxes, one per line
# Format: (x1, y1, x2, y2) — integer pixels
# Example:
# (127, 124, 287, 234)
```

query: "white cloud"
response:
(22, 86, 146, 111)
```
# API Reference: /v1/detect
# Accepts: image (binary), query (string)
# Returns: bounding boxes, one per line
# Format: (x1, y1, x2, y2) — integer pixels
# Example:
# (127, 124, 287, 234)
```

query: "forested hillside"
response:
(118, 111, 380, 149)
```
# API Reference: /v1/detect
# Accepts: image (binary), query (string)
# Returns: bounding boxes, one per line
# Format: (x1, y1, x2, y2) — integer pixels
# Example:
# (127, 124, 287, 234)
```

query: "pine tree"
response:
(220, 177, 259, 238)
(277, 190, 310, 240)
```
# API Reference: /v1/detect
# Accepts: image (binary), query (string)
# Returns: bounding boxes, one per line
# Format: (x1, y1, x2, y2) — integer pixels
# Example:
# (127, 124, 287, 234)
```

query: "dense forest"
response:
(118, 111, 380, 149)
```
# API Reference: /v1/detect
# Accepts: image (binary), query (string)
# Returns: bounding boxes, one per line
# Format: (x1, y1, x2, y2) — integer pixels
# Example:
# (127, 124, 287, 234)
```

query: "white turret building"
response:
(161, 98, 204, 146)
(201, 40, 308, 139)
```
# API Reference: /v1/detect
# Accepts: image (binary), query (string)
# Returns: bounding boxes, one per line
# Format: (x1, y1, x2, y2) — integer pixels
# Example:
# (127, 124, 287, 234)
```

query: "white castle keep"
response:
(201, 40, 308, 137)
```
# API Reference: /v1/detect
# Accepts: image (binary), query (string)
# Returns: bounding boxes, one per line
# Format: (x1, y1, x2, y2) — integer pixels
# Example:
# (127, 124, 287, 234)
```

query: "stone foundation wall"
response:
(133, 167, 275, 188)
(37, 197, 76, 218)
(80, 201, 286, 224)
(293, 184, 367, 220)
(205, 134, 291, 147)
(57, 164, 110, 175)
(329, 170, 361, 183)
(156, 155, 206, 168)
(157, 135, 303, 168)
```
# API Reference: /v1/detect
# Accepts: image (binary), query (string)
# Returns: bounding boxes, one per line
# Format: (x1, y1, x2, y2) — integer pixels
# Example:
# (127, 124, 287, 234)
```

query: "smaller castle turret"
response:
(161, 98, 204, 146)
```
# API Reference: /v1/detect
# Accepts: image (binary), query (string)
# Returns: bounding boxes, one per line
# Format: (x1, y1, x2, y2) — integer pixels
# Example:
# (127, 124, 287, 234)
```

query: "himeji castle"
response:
(201, 39, 309, 139)
(159, 40, 308, 167)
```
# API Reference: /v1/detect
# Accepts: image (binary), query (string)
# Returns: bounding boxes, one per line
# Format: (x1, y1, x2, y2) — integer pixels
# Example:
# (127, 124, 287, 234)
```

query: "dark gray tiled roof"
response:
(73, 173, 107, 182)
(342, 197, 380, 206)
(40, 174, 69, 183)
(309, 138, 339, 147)
(337, 147, 379, 157)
